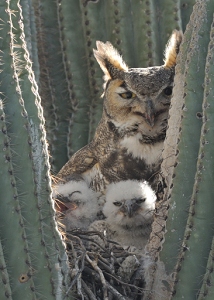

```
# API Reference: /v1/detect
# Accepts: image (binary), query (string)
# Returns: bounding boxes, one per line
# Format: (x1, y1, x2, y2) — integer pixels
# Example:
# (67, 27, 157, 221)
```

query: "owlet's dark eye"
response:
(119, 91, 136, 99)
(136, 198, 146, 204)
(113, 201, 122, 207)
(164, 87, 173, 96)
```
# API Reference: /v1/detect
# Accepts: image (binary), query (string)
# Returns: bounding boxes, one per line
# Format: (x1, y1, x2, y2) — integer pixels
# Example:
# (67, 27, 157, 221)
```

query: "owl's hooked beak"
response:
(145, 99, 155, 127)
(122, 199, 136, 218)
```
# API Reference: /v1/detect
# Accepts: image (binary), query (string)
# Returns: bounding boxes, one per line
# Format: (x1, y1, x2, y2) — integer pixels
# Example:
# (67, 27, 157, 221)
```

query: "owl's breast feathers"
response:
(57, 31, 183, 192)
(58, 116, 162, 191)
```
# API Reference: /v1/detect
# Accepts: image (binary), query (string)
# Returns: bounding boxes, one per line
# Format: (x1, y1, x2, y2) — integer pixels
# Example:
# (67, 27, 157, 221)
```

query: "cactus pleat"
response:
(180, 0, 196, 31)
(0, 100, 37, 298)
(0, 236, 13, 300)
(0, 1, 70, 298)
(160, 0, 211, 273)
(198, 238, 214, 300)
(145, 0, 214, 299)
(20, 0, 40, 84)
(57, 0, 98, 160)
(130, 0, 157, 67)
(33, 0, 72, 172)
(79, 0, 108, 142)
(169, 9, 214, 298)
(0, 0, 207, 298)
(153, 0, 182, 65)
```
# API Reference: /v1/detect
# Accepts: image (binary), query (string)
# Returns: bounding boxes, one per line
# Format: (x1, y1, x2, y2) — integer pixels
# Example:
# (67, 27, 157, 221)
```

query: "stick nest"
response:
(60, 226, 148, 300)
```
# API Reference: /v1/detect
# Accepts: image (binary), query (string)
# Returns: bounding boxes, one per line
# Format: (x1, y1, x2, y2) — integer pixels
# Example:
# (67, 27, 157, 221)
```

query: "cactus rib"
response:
(56, 0, 92, 157)
(32, 0, 71, 172)
(159, 0, 210, 275)
(0, 236, 13, 300)
(16, 1, 71, 296)
(198, 237, 214, 300)
(171, 11, 214, 298)
(0, 1, 71, 298)
(79, 0, 105, 142)
(130, 0, 157, 67)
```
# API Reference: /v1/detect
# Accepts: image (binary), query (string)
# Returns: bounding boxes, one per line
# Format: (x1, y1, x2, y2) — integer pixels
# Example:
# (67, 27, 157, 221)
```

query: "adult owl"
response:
(55, 30, 182, 198)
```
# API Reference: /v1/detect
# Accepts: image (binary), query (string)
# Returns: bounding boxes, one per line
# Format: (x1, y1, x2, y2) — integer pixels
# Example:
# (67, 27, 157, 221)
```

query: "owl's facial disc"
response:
(110, 78, 173, 131)
(117, 197, 146, 218)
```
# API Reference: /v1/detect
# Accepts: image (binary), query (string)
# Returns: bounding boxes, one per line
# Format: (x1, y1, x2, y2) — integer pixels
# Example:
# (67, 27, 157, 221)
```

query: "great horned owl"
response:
(89, 180, 156, 250)
(53, 175, 100, 231)
(57, 31, 182, 195)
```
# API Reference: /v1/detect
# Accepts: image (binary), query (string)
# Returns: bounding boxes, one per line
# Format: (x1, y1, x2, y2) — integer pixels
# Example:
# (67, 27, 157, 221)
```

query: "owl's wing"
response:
(58, 143, 98, 178)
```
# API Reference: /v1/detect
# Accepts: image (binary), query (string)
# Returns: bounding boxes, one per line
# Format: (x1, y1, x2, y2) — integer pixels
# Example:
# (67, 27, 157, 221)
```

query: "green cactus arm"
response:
(56, 0, 93, 157)
(0, 1, 71, 298)
(0, 99, 37, 299)
(154, 0, 182, 65)
(110, 0, 136, 66)
(14, 1, 71, 296)
(130, 0, 157, 67)
(33, 0, 72, 172)
(32, 0, 58, 171)
(198, 237, 214, 300)
(0, 236, 13, 300)
(170, 12, 214, 298)
(20, 0, 40, 84)
(146, 0, 207, 269)
(180, 0, 196, 31)
(28, 0, 40, 84)
(79, 0, 106, 142)
(158, 0, 212, 274)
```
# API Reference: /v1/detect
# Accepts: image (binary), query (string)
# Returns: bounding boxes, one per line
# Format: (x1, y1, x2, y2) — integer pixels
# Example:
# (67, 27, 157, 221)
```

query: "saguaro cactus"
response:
(146, 0, 214, 299)
(0, 1, 71, 299)
(2, 0, 206, 299)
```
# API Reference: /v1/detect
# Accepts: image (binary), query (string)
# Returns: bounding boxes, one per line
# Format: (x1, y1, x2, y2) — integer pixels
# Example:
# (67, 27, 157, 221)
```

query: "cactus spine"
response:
(2, 0, 207, 298)
(0, 1, 70, 299)
(146, 0, 214, 299)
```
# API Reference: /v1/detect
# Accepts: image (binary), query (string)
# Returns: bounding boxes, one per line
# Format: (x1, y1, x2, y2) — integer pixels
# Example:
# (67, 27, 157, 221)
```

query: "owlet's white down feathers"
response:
(89, 180, 156, 250)
(53, 178, 100, 231)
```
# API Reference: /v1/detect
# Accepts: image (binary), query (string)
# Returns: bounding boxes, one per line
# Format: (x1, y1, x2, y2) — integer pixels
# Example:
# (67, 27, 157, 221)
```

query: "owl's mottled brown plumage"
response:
(57, 31, 182, 195)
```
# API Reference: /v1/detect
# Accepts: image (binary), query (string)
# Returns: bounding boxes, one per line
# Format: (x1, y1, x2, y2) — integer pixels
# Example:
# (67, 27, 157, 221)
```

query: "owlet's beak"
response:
(122, 199, 134, 218)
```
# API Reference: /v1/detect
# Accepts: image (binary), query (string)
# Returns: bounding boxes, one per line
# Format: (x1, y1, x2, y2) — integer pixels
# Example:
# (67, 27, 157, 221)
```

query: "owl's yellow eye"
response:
(119, 91, 136, 99)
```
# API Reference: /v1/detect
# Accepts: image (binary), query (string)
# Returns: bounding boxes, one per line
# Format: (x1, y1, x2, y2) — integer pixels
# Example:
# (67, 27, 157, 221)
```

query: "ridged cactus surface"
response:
(146, 0, 214, 299)
(4, 0, 213, 299)
(0, 1, 70, 299)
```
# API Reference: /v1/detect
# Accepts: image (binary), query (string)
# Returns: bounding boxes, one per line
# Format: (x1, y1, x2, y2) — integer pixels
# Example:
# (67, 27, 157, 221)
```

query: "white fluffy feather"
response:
(90, 180, 156, 250)
(53, 180, 100, 230)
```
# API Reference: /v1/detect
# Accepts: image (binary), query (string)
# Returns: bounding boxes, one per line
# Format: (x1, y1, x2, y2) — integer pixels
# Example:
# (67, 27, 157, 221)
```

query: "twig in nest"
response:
(64, 251, 86, 299)
(103, 271, 145, 294)
(64, 235, 86, 299)
(81, 279, 97, 300)
(106, 282, 128, 300)
(86, 252, 108, 300)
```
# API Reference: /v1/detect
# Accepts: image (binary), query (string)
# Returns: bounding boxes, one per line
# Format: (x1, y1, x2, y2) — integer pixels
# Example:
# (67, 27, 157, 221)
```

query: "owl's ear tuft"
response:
(164, 30, 183, 68)
(93, 41, 128, 80)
